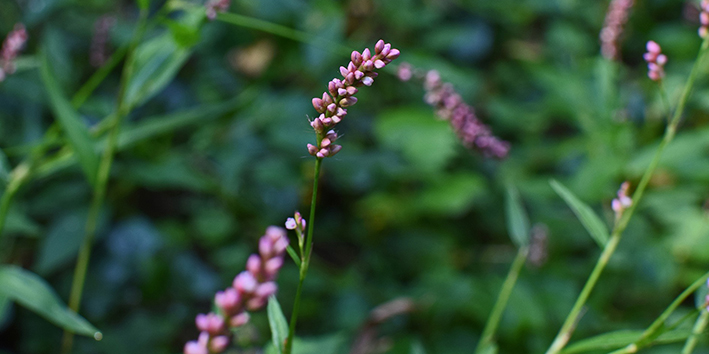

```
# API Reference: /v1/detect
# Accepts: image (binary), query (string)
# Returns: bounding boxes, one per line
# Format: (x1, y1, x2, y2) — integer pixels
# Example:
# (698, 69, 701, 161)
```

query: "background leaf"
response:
(505, 184, 530, 248)
(267, 296, 289, 353)
(39, 50, 99, 185)
(0, 265, 101, 339)
(550, 179, 610, 247)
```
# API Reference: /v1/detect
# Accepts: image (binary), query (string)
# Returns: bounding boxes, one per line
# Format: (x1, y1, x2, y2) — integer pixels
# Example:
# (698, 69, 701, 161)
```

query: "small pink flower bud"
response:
(351, 50, 362, 66)
(327, 103, 337, 113)
(246, 254, 261, 275)
(322, 92, 333, 105)
(340, 96, 358, 107)
(354, 70, 364, 80)
(386, 48, 400, 60)
(655, 54, 667, 65)
(375, 39, 385, 54)
(234, 271, 258, 294)
(362, 77, 374, 86)
(646, 40, 660, 54)
(273, 237, 288, 255)
(210, 336, 230, 353)
(374, 59, 386, 69)
(215, 288, 241, 315)
(265, 257, 284, 277)
(345, 72, 355, 84)
(321, 137, 332, 147)
(312, 98, 324, 112)
(321, 116, 333, 126)
(230, 312, 250, 327)
(346, 86, 358, 95)
(362, 48, 371, 60)
(184, 341, 208, 354)
(331, 115, 342, 124)
(311, 117, 324, 131)
(285, 217, 297, 229)
(307, 144, 319, 156)
(256, 281, 278, 298)
(340, 66, 349, 77)
(347, 62, 357, 72)
(247, 296, 267, 311)
(336, 107, 347, 117)
(337, 88, 347, 97)
(362, 60, 374, 71)
(329, 145, 343, 156)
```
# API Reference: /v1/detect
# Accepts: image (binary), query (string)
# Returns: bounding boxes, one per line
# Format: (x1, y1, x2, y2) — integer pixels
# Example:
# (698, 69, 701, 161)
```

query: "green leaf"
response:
(136, 0, 149, 10)
(375, 107, 458, 174)
(0, 149, 10, 185)
(561, 329, 691, 354)
(164, 19, 202, 48)
(0, 265, 101, 339)
(264, 334, 345, 354)
(40, 50, 99, 186)
(124, 7, 204, 109)
(549, 179, 609, 247)
(267, 296, 289, 353)
(505, 184, 530, 248)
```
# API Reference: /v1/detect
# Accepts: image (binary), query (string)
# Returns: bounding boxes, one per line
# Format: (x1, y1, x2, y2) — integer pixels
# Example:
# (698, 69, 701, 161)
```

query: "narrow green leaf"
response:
(549, 179, 609, 247)
(40, 51, 99, 185)
(267, 296, 289, 353)
(136, 0, 150, 10)
(286, 245, 300, 265)
(505, 184, 530, 248)
(0, 150, 10, 185)
(561, 329, 691, 354)
(0, 265, 102, 339)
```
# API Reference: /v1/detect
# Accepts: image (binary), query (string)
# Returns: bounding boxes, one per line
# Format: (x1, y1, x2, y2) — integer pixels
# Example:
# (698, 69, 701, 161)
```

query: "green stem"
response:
(475, 246, 529, 354)
(681, 309, 709, 354)
(607, 271, 709, 354)
(0, 163, 31, 258)
(215, 12, 351, 56)
(545, 35, 709, 354)
(284, 157, 322, 354)
(60, 8, 149, 354)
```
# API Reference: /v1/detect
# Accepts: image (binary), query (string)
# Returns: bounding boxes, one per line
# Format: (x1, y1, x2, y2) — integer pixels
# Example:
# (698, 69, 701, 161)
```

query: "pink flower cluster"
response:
(307, 40, 400, 158)
(643, 41, 666, 82)
(184, 226, 289, 354)
(206, 0, 230, 20)
(700, 1, 709, 38)
(422, 70, 510, 158)
(611, 181, 632, 219)
(599, 0, 635, 60)
(0, 23, 28, 82)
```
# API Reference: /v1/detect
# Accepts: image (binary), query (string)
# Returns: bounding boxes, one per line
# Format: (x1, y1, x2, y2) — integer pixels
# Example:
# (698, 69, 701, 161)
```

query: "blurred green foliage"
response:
(0, 0, 708, 353)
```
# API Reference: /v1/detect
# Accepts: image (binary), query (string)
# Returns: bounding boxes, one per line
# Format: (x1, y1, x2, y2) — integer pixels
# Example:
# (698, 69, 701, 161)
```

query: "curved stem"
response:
(284, 157, 322, 354)
(60, 8, 149, 354)
(546, 35, 709, 354)
(475, 246, 529, 354)
(680, 309, 709, 354)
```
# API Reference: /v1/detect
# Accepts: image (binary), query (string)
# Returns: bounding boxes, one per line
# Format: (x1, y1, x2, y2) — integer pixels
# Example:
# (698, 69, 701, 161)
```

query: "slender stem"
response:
(215, 13, 351, 56)
(681, 309, 709, 354)
(546, 36, 709, 354)
(60, 9, 149, 354)
(0, 163, 31, 258)
(284, 158, 322, 354)
(658, 81, 671, 121)
(475, 247, 529, 354)
(607, 271, 709, 354)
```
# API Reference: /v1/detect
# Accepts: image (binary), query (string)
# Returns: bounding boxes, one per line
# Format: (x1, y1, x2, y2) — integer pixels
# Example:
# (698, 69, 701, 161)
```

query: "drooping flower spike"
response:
(0, 23, 28, 82)
(611, 181, 632, 220)
(307, 40, 400, 158)
(184, 226, 289, 354)
(599, 0, 635, 60)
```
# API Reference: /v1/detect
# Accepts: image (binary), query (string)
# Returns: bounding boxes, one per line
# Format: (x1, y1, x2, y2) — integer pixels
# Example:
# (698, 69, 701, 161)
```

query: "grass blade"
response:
(268, 296, 289, 353)
(40, 51, 99, 186)
(0, 265, 102, 339)
(549, 179, 609, 247)
(505, 184, 530, 248)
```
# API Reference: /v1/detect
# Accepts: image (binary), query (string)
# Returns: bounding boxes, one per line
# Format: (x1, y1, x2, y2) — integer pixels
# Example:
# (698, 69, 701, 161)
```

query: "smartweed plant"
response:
(0, 1, 708, 354)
